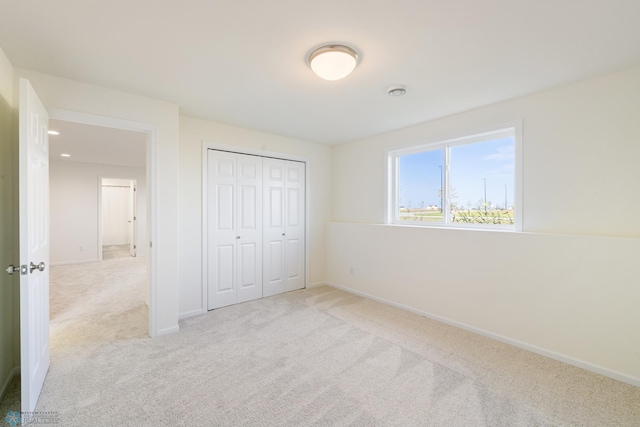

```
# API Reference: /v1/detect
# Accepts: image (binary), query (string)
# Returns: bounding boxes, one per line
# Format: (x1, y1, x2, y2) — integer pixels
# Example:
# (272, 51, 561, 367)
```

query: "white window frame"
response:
(386, 121, 523, 231)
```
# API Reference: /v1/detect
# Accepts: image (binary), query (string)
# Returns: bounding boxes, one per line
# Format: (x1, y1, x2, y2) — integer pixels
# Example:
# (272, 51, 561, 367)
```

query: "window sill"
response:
(386, 222, 520, 233)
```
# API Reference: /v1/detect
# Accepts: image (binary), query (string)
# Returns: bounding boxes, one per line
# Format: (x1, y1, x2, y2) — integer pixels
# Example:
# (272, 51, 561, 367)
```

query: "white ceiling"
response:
(2, 0, 640, 145)
(49, 119, 147, 168)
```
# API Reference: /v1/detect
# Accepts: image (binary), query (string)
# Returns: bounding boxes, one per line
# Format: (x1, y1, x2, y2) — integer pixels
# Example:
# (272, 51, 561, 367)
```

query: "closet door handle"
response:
(236, 236, 240, 239)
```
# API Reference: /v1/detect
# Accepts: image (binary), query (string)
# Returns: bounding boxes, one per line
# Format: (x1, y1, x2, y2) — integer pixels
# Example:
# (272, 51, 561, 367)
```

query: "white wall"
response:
(177, 115, 332, 318)
(0, 46, 18, 401)
(16, 69, 180, 335)
(49, 160, 147, 264)
(0, 47, 12, 102)
(328, 66, 640, 385)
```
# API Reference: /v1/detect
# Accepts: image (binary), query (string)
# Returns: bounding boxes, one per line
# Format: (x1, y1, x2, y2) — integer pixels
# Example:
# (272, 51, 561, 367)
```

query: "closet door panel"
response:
(262, 158, 286, 297)
(286, 237, 302, 279)
(284, 161, 306, 291)
(238, 241, 259, 295)
(215, 244, 235, 292)
(208, 150, 306, 309)
(208, 150, 238, 309)
(236, 154, 263, 303)
(217, 184, 234, 230)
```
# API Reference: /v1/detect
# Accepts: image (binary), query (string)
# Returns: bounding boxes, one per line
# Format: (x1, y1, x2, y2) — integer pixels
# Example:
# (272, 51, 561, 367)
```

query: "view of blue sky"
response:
(398, 137, 515, 210)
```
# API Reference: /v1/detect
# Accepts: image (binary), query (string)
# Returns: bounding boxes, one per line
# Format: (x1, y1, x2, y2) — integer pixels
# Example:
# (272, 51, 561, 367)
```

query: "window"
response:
(388, 124, 521, 230)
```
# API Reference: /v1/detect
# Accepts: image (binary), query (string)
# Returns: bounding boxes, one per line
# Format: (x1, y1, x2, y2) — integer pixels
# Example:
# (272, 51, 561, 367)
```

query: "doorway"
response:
(47, 108, 160, 337)
(6, 87, 161, 414)
(47, 118, 151, 342)
(100, 178, 138, 260)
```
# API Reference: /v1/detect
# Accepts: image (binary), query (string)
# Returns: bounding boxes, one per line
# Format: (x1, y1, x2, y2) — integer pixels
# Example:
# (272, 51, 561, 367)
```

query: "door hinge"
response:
(149, 242, 153, 248)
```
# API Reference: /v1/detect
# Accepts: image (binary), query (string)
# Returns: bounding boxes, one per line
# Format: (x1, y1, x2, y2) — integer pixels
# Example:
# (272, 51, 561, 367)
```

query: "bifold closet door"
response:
(263, 158, 285, 297)
(207, 150, 263, 310)
(284, 160, 305, 291)
(263, 158, 305, 296)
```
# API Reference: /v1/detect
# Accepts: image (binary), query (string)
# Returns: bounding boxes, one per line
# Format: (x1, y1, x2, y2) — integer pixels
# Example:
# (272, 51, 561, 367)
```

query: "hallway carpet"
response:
(35, 260, 639, 426)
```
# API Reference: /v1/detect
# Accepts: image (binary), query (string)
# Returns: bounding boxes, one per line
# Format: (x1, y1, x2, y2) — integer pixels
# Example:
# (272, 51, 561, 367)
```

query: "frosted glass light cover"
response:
(309, 46, 358, 80)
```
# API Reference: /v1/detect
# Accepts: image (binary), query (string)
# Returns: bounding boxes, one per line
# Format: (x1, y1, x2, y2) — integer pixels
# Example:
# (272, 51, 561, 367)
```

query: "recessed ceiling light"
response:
(387, 86, 407, 96)
(48, 130, 60, 135)
(60, 154, 71, 158)
(309, 45, 358, 81)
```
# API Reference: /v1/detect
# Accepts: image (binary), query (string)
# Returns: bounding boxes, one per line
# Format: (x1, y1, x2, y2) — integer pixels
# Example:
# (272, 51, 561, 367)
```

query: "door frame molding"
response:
(48, 108, 160, 338)
(201, 141, 310, 313)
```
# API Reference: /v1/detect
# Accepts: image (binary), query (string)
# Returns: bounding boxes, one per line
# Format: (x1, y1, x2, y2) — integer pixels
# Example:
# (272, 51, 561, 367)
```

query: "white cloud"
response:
(483, 145, 514, 161)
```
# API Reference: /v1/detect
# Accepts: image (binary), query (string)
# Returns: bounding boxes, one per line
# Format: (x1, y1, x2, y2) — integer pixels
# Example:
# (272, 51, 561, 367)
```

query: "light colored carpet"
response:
(102, 244, 133, 260)
(34, 259, 639, 426)
(49, 256, 148, 346)
(0, 374, 20, 418)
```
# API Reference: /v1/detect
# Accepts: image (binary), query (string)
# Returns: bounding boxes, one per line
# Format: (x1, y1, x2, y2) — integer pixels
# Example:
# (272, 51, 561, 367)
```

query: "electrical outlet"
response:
(79, 245, 85, 252)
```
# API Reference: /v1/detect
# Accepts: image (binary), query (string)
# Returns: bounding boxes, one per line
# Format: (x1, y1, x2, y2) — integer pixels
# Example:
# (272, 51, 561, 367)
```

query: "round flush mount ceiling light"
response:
(309, 45, 358, 81)
(387, 86, 407, 96)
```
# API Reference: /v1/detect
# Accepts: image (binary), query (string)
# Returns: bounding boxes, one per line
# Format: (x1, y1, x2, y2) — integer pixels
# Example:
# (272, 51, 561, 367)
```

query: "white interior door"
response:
(235, 154, 263, 303)
(262, 158, 285, 297)
(208, 151, 263, 309)
(102, 185, 130, 245)
(284, 161, 305, 292)
(129, 181, 137, 257)
(207, 150, 302, 309)
(19, 78, 50, 413)
(208, 150, 237, 309)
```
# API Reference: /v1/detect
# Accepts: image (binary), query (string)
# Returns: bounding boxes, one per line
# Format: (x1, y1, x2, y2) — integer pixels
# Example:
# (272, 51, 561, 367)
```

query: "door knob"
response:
(30, 262, 45, 273)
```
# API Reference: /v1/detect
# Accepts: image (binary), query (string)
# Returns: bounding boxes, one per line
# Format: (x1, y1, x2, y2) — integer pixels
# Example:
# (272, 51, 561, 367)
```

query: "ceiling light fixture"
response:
(309, 45, 358, 81)
(60, 153, 71, 158)
(48, 130, 60, 135)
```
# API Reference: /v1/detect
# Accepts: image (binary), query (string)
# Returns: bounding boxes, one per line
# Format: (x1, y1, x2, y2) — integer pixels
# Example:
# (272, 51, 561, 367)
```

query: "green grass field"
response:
(399, 208, 514, 225)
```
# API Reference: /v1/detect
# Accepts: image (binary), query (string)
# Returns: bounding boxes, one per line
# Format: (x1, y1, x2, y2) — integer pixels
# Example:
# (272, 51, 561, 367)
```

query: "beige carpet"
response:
(0, 374, 20, 419)
(102, 244, 134, 260)
(49, 256, 148, 345)
(33, 259, 640, 426)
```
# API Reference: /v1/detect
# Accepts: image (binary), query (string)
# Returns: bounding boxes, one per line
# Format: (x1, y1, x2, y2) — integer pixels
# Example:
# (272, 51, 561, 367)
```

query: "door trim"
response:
(201, 141, 310, 313)
(47, 108, 160, 338)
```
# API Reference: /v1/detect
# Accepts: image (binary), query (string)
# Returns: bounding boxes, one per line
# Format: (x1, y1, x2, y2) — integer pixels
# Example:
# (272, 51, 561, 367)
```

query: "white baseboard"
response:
(178, 308, 205, 320)
(0, 366, 20, 402)
(157, 325, 180, 336)
(324, 281, 640, 388)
